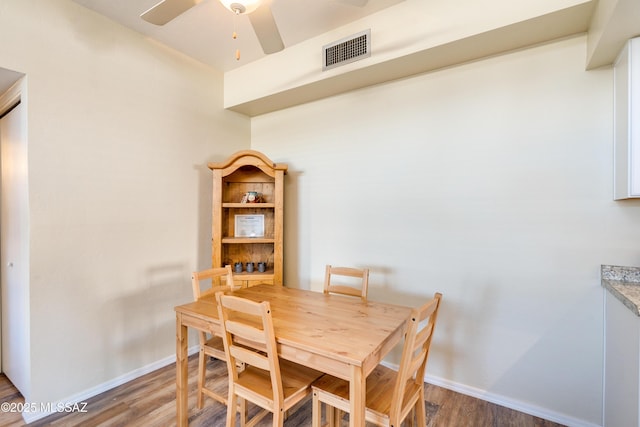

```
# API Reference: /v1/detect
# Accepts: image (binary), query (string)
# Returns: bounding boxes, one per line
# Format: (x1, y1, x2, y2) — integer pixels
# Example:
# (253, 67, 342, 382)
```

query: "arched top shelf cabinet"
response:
(208, 150, 288, 286)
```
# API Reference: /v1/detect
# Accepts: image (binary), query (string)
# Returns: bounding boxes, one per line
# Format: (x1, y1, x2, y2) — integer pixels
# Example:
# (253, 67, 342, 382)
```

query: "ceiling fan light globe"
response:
(219, 0, 261, 14)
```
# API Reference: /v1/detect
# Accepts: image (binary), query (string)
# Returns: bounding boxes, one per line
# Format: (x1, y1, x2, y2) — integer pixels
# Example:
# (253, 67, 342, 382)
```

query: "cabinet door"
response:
(614, 37, 640, 199)
(604, 293, 640, 426)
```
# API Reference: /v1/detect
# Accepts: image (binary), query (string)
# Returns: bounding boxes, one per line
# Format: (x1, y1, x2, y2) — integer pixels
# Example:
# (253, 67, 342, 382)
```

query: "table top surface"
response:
(175, 284, 413, 366)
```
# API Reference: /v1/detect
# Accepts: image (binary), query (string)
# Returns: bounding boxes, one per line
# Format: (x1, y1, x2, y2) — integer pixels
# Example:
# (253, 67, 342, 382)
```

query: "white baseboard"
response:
(379, 361, 601, 427)
(22, 345, 199, 424)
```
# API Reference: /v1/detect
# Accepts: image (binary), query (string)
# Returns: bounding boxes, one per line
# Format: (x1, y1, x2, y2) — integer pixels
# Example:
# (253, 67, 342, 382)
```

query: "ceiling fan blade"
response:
(248, 5, 284, 54)
(140, 0, 201, 25)
(334, 0, 369, 6)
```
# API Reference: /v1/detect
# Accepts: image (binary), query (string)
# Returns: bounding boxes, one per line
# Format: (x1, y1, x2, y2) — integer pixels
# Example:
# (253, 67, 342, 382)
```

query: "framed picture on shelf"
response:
(234, 214, 265, 237)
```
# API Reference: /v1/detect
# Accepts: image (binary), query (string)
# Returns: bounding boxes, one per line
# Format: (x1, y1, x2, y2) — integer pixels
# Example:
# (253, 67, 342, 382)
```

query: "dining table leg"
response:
(176, 313, 188, 427)
(349, 365, 365, 427)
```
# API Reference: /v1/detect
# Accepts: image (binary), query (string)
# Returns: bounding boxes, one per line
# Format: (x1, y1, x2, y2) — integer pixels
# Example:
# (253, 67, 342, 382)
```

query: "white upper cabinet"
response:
(614, 37, 640, 199)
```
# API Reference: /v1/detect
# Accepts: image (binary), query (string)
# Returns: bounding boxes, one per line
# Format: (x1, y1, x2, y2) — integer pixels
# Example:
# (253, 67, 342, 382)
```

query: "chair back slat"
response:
(414, 323, 434, 350)
(407, 349, 427, 378)
(230, 345, 270, 371)
(225, 320, 267, 345)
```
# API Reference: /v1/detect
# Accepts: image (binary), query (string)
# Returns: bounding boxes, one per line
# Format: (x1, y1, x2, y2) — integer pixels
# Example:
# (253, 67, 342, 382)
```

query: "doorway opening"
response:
(0, 69, 30, 402)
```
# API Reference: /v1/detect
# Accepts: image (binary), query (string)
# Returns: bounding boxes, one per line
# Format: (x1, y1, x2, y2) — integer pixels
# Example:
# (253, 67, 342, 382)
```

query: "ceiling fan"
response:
(140, 0, 370, 55)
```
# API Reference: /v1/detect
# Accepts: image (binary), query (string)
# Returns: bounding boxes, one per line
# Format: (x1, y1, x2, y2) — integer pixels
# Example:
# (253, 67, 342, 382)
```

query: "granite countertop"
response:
(602, 265, 640, 317)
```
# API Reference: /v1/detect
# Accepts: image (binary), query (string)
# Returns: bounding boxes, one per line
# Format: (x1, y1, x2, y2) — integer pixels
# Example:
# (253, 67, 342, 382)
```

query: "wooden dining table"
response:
(175, 284, 412, 427)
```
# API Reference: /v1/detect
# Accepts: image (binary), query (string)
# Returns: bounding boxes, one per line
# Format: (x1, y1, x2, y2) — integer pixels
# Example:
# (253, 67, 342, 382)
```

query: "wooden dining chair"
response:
(215, 292, 324, 427)
(191, 265, 236, 409)
(323, 265, 370, 300)
(311, 292, 442, 427)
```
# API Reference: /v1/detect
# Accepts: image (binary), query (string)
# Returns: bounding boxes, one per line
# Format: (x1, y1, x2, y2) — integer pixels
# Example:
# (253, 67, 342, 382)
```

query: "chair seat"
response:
(313, 365, 424, 421)
(238, 360, 323, 402)
(203, 335, 226, 360)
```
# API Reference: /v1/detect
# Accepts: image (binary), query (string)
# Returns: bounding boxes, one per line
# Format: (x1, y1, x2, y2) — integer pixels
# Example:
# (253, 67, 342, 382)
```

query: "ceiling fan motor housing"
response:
(220, 1, 262, 14)
(229, 3, 246, 13)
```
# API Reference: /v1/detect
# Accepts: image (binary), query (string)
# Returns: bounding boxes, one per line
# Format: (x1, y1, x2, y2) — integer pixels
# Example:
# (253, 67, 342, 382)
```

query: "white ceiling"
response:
(70, 0, 404, 73)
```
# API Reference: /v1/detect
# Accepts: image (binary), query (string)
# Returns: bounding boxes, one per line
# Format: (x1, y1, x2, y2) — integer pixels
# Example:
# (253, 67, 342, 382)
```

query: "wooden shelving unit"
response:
(208, 150, 287, 287)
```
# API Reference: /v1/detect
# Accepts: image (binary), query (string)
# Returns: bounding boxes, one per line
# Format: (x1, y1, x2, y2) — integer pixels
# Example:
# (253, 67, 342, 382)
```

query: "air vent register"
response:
(323, 29, 371, 71)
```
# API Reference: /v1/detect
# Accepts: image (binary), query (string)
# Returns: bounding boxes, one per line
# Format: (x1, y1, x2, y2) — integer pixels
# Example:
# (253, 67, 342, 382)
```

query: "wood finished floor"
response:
(0, 355, 565, 426)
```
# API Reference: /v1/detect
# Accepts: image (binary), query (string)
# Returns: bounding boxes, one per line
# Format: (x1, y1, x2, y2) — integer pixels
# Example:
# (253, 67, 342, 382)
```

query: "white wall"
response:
(252, 35, 640, 426)
(0, 0, 250, 413)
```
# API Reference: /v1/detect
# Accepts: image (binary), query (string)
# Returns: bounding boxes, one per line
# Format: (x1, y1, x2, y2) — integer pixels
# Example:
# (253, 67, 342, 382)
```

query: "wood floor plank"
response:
(0, 356, 566, 426)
